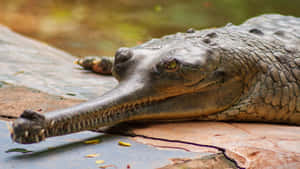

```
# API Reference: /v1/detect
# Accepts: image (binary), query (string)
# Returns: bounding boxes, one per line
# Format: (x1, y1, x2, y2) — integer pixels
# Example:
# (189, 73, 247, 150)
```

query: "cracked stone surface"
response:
(0, 24, 299, 169)
(132, 122, 300, 169)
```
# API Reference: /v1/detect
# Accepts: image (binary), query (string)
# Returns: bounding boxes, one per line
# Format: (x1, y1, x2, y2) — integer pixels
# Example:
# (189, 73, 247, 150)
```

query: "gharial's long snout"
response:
(11, 79, 160, 144)
(11, 47, 156, 144)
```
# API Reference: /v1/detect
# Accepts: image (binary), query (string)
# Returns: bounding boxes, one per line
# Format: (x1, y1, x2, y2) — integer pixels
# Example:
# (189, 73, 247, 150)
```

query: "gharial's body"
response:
(12, 14, 300, 144)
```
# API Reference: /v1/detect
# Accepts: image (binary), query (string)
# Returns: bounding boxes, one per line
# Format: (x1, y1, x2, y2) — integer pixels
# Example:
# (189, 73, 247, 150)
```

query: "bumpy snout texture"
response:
(12, 110, 46, 144)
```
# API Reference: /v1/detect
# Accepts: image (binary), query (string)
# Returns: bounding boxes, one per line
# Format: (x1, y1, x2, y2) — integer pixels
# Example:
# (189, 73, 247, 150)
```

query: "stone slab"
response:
(0, 121, 203, 169)
(132, 122, 300, 169)
(0, 85, 82, 119)
(0, 24, 117, 100)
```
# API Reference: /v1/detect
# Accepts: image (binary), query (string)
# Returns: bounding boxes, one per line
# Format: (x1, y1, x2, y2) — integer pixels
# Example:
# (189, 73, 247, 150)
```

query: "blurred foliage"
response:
(0, 0, 300, 56)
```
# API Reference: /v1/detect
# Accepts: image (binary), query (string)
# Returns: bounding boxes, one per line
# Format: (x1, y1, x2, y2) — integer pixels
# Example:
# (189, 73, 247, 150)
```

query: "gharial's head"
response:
(107, 28, 256, 120)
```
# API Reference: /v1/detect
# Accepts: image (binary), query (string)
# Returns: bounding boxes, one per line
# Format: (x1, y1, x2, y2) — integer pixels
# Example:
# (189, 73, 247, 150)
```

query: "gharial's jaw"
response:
(10, 68, 243, 145)
(9, 84, 171, 144)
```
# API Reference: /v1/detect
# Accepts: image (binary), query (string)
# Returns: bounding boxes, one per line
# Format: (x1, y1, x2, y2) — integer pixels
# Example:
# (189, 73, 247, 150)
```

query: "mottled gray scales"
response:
(279, 71, 288, 85)
(295, 58, 300, 66)
(281, 86, 289, 106)
(292, 69, 300, 80)
(297, 97, 300, 112)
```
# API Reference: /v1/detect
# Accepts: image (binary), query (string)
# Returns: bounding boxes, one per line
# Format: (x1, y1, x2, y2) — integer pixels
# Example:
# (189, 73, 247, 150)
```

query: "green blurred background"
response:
(0, 0, 299, 57)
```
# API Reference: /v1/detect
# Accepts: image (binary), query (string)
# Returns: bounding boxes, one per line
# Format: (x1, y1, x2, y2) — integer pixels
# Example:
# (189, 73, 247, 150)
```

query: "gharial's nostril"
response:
(20, 110, 45, 121)
(115, 47, 133, 63)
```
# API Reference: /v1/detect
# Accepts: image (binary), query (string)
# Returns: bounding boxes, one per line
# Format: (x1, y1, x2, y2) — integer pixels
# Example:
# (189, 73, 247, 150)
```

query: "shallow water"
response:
(0, 0, 300, 56)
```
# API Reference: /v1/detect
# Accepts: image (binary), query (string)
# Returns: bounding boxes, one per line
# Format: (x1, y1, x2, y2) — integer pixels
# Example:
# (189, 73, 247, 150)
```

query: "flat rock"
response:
(0, 85, 82, 119)
(0, 121, 203, 169)
(0, 24, 117, 100)
(132, 122, 300, 169)
(0, 24, 116, 119)
(158, 153, 237, 169)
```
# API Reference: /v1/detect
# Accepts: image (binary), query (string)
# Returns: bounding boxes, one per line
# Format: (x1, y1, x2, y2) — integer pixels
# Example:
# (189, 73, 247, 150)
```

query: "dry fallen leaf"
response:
(84, 139, 101, 144)
(99, 165, 116, 169)
(96, 160, 105, 164)
(5, 121, 13, 134)
(66, 93, 76, 96)
(118, 141, 131, 147)
(6, 148, 33, 153)
(14, 70, 25, 75)
(85, 153, 100, 158)
(47, 146, 55, 150)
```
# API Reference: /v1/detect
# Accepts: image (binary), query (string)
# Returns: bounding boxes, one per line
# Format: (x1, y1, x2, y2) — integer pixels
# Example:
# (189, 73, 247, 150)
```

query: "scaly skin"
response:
(12, 14, 300, 144)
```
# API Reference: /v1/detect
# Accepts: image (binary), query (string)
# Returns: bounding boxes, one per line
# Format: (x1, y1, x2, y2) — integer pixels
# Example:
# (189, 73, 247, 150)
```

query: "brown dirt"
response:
(159, 153, 237, 169)
(0, 85, 83, 120)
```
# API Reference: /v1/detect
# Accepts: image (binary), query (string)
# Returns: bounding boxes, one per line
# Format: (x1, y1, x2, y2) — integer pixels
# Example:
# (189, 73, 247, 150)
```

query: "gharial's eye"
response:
(164, 59, 179, 72)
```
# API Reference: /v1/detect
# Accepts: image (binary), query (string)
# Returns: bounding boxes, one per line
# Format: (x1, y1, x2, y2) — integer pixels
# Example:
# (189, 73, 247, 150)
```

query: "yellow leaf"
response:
(84, 139, 101, 144)
(14, 70, 25, 75)
(96, 160, 105, 164)
(47, 147, 55, 150)
(99, 165, 116, 169)
(154, 5, 162, 12)
(85, 153, 100, 158)
(118, 141, 131, 147)
(6, 148, 32, 153)
(5, 122, 13, 134)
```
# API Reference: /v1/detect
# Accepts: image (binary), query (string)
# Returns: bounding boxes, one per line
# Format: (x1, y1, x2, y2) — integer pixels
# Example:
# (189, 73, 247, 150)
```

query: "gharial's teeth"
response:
(86, 119, 90, 126)
(77, 123, 81, 130)
(39, 129, 45, 135)
(50, 120, 55, 127)
(124, 104, 129, 109)
(148, 97, 153, 102)
(41, 134, 45, 141)
(73, 123, 77, 130)
(24, 131, 29, 137)
(73, 59, 79, 65)
(81, 121, 86, 128)
(6, 122, 13, 134)
(35, 135, 40, 143)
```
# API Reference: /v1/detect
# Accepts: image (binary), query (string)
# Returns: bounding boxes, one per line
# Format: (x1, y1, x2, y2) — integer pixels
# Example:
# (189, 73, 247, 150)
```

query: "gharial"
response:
(11, 14, 300, 144)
